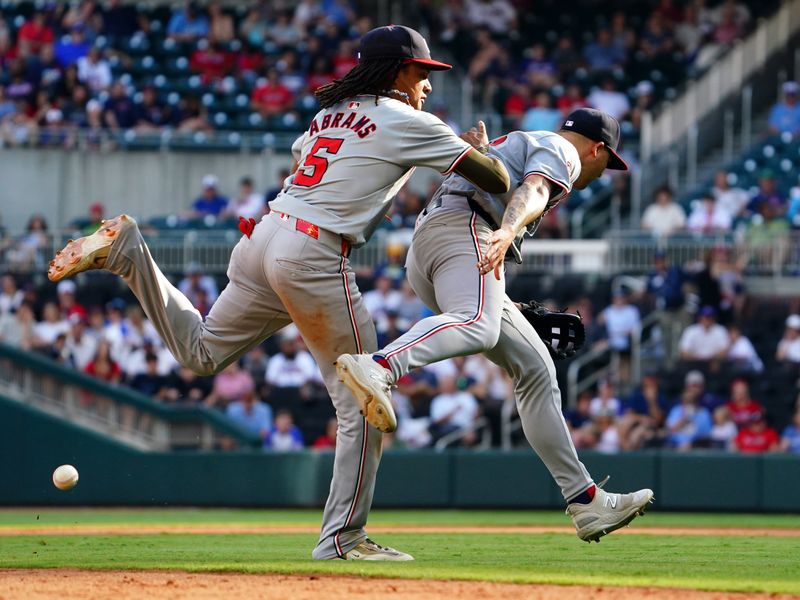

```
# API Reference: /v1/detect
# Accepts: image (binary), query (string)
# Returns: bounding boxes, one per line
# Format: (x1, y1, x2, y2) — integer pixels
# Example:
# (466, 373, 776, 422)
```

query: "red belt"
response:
(274, 211, 351, 257)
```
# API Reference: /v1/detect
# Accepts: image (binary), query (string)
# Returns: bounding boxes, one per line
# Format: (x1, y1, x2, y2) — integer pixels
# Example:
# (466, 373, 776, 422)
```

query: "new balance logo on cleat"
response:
(604, 495, 618, 509)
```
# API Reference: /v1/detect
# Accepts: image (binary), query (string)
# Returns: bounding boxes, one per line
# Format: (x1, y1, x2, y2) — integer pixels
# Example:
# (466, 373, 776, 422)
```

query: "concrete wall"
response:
(3, 398, 799, 511)
(0, 149, 294, 231)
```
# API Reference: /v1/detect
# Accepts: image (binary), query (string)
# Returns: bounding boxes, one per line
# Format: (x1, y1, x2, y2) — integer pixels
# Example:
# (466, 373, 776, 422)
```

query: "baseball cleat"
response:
(341, 538, 414, 561)
(48, 215, 134, 282)
(566, 480, 654, 543)
(335, 353, 397, 433)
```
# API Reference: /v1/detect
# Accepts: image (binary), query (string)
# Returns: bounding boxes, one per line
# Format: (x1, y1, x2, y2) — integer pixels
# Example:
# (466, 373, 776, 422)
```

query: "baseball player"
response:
(47, 25, 510, 561)
(336, 109, 654, 543)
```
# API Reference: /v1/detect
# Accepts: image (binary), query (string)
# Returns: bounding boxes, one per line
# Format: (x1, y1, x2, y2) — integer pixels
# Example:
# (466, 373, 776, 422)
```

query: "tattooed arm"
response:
(476, 175, 552, 280)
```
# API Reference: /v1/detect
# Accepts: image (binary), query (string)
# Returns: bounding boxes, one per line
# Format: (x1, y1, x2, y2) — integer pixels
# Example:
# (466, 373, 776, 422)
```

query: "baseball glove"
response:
(519, 300, 585, 360)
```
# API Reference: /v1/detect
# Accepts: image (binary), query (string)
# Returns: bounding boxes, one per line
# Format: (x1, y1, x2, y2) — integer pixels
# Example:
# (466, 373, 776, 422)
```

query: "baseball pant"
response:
(105, 212, 381, 559)
(380, 202, 593, 500)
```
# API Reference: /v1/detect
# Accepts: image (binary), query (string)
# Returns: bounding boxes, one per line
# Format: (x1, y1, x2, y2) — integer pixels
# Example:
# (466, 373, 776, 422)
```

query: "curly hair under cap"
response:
(314, 58, 406, 109)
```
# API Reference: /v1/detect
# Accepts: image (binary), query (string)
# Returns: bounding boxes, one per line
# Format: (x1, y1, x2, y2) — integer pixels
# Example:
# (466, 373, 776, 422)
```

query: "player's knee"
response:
(191, 364, 217, 377)
(185, 358, 222, 377)
(483, 324, 502, 351)
(471, 317, 501, 352)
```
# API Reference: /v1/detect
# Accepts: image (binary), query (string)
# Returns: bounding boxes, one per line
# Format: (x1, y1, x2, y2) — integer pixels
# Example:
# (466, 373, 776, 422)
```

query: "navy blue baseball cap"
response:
(561, 108, 628, 171)
(358, 25, 452, 71)
(699, 305, 717, 318)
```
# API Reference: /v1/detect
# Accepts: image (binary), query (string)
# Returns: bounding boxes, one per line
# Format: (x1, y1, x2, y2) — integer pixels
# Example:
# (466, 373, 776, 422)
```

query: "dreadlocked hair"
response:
(315, 58, 406, 109)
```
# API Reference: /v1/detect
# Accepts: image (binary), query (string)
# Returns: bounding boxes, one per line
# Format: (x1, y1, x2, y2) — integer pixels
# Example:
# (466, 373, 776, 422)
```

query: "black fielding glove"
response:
(518, 300, 585, 360)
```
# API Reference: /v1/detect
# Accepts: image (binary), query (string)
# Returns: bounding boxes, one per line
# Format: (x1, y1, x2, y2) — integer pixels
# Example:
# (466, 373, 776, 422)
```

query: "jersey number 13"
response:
(293, 137, 344, 187)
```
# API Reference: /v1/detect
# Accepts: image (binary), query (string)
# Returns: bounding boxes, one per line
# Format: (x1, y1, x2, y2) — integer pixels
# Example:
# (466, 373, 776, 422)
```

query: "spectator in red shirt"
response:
(725, 379, 764, 429)
(556, 83, 588, 116)
(332, 40, 358, 79)
(17, 9, 55, 58)
(56, 279, 87, 321)
(306, 56, 334, 93)
(84, 339, 122, 384)
(313, 417, 338, 451)
(0, 26, 18, 68)
(734, 415, 779, 453)
(503, 83, 531, 125)
(653, 0, 683, 27)
(189, 40, 233, 84)
(251, 68, 294, 118)
(236, 46, 265, 83)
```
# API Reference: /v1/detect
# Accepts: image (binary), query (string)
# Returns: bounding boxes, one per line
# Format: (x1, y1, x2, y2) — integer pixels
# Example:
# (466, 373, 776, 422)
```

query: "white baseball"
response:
(52, 464, 79, 491)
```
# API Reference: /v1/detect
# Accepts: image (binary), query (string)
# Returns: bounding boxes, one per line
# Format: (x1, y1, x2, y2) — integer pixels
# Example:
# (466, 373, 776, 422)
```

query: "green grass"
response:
(0, 509, 799, 594)
(1, 508, 799, 528)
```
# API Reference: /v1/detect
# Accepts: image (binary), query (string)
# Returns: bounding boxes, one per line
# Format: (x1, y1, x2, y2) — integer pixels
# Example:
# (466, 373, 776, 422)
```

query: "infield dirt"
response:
(2, 569, 798, 600)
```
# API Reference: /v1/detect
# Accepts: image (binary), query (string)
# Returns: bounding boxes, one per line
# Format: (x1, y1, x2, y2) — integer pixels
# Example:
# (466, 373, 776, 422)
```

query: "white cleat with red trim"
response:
(342, 538, 414, 561)
(335, 353, 397, 433)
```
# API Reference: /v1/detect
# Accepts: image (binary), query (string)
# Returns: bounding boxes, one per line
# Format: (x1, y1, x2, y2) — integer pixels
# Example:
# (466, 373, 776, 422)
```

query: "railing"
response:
(5, 228, 799, 278)
(607, 230, 800, 278)
(629, 310, 665, 384)
(0, 342, 261, 451)
(570, 184, 616, 239)
(566, 344, 619, 409)
(433, 416, 492, 451)
(0, 126, 301, 154)
(0, 225, 388, 275)
(489, 306, 665, 450)
(500, 342, 620, 450)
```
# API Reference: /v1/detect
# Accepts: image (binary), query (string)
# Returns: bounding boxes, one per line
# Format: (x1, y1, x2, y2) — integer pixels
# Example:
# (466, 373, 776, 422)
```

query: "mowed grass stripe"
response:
(0, 532, 798, 594)
(0, 508, 798, 529)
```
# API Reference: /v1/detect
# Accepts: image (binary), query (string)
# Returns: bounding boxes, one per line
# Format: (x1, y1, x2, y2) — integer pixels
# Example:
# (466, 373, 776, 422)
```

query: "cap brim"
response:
(406, 58, 452, 71)
(606, 147, 628, 171)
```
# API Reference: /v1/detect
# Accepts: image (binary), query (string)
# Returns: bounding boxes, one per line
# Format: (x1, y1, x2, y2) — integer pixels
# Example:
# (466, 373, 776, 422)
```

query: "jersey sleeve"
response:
(398, 110, 473, 174)
(520, 138, 573, 201)
(290, 132, 307, 162)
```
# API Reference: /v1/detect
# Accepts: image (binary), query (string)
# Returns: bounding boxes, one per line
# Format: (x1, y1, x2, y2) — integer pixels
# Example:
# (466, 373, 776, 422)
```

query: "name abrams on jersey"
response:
(308, 110, 377, 139)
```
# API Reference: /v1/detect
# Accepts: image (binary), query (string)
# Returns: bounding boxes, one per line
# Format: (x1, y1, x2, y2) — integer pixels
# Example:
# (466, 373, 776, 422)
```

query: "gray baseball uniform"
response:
(100, 95, 473, 559)
(377, 131, 594, 499)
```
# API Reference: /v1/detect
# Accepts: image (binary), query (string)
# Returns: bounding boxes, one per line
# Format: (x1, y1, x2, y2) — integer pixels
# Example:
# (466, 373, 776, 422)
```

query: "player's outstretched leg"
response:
(48, 215, 133, 282)
(334, 353, 397, 433)
(485, 296, 653, 543)
(566, 479, 654, 543)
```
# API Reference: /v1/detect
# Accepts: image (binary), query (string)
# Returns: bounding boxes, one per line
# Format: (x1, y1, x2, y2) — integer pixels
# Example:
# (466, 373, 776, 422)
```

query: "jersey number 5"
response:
(293, 137, 344, 187)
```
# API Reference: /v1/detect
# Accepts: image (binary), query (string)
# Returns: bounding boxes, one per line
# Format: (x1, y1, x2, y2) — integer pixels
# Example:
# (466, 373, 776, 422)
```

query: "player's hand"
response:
(477, 226, 515, 280)
(460, 120, 489, 148)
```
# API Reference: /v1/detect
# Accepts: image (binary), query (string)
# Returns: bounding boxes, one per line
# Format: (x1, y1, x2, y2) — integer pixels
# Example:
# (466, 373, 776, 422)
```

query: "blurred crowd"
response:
(0, 0, 773, 151)
(554, 244, 800, 454)
(641, 172, 800, 243)
(0, 264, 510, 450)
(566, 373, 800, 454)
(638, 82, 800, 249)
(413, 0, 764, 138)
(0, 0, 373, 149)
